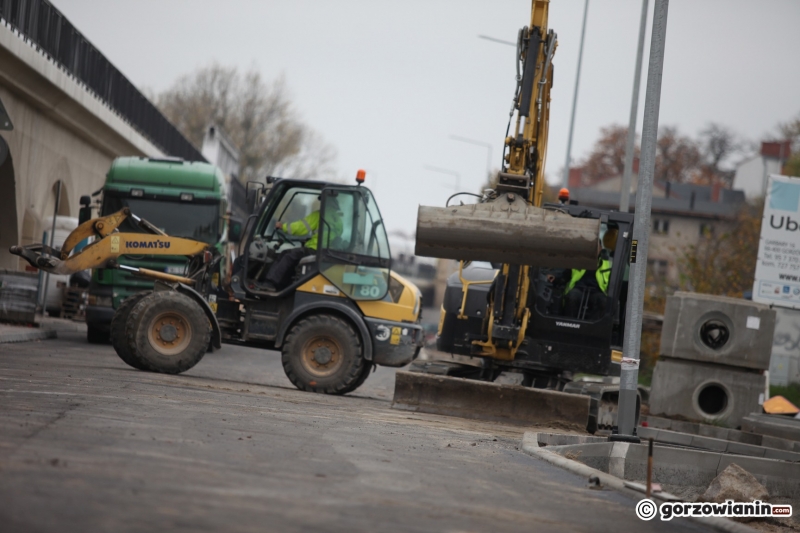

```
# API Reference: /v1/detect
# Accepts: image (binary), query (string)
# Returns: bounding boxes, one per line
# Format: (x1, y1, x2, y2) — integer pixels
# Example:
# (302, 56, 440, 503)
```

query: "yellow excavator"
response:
(11, 173, 424, 394)
(400, 0, 641, 432)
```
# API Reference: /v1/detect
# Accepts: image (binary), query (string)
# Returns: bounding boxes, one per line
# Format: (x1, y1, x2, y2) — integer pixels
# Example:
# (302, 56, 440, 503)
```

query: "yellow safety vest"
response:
(282, 211, 343, 251)
(566, 258, 612, 295)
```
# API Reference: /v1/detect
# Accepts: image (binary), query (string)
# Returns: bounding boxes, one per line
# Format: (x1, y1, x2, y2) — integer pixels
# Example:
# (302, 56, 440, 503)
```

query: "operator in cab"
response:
(553, 227, 617, 320)
(260, 196, 343, 291)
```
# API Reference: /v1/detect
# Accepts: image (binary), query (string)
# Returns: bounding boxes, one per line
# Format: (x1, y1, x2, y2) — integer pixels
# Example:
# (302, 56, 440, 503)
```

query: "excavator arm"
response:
(10, 208, 209, 285)
(415, 0, 600, 360)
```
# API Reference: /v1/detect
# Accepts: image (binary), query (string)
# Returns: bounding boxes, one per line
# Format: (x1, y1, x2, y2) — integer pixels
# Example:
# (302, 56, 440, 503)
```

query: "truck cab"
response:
(85, 156, 229, 343)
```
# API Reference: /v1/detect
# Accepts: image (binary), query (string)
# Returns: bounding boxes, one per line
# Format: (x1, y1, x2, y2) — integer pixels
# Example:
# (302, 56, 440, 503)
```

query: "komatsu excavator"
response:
(11, 173, 424, 395)
(401, 0, 640, 432)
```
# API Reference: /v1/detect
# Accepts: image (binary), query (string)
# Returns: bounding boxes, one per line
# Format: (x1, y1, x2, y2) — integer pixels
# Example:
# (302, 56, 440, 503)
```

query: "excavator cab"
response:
(520, 205, 634, 376)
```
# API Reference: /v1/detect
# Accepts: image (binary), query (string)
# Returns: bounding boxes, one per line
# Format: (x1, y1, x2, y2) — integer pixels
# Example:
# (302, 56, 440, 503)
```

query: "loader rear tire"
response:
(110, 292, 149, 370)
(126, 291, 210, 374)
(281, 314, 367, 394)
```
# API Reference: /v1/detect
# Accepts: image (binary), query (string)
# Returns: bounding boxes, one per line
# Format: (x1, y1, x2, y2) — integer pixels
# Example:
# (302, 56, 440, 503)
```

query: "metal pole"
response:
(40, 181, 62, 315)
(562, 0, 590, 188)
(620, 0, 649, 212)
(616, 0, 669, 439)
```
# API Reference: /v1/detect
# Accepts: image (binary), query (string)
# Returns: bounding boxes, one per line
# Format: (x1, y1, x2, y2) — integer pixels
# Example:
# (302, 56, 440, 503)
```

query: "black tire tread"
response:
(281, 314, 366, 395)
(110, 292, 149, 370)
(125, 291, 211, 374)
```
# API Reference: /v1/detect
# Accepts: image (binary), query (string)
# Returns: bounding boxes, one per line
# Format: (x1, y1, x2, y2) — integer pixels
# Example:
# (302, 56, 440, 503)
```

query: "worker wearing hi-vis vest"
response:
(262, 197, 343, 291)
(562, 228, 617, 319)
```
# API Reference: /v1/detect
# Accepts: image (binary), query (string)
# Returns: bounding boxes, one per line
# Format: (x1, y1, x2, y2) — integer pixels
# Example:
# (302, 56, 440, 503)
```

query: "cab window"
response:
(319, 188, 391, 300)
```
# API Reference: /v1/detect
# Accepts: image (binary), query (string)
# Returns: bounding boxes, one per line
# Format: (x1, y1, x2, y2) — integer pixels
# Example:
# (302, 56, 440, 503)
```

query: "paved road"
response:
(0, 332, 715, 532)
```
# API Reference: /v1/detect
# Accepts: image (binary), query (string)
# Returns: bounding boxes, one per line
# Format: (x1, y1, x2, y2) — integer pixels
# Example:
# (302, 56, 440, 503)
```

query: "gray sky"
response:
(55, 0, 800, 234)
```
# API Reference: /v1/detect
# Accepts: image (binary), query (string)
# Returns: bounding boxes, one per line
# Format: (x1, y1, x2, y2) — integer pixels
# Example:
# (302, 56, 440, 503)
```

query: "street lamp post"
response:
(620, 0, 649, 213)
(562, 0, 590, 188)
(615, 0, 670, 441)
(424, 165, 461, 195)
(449, 135, 493, 179)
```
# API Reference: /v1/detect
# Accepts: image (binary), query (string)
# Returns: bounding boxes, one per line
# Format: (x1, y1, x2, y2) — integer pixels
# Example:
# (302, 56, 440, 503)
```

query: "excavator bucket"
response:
(415, 197, 601, 269)
(392, 371, 593, 430)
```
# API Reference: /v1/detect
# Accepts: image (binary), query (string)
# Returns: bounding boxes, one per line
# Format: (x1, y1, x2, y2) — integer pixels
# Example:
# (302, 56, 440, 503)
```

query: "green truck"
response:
(85, 156, 229, 343)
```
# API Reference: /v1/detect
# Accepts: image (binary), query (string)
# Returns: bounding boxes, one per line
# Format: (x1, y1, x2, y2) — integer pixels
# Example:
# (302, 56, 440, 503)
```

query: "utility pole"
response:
(562, 0, 590, 188)
(620, 0, 649, 212)
(615, 0, 670, 440)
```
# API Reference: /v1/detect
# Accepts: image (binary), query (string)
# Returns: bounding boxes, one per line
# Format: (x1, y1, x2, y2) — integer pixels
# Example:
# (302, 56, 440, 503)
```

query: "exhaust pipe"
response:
(415, 194, 601, 269)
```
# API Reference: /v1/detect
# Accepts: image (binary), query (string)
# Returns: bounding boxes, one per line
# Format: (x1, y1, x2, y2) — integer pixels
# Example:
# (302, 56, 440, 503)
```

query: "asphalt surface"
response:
(0, 331, 719, 532)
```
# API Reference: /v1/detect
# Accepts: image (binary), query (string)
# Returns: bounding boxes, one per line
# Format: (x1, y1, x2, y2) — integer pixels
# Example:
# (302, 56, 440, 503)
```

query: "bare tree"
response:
(580, 124, 635, 186)
(778, 113, 800, 151)
(654, 126, 702, 184)
(157, 63, 338, 181)
(694, 123, 743, 187)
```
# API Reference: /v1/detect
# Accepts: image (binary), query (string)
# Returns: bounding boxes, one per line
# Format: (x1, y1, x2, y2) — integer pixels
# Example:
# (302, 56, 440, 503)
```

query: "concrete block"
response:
(689, 435, 728, 452)
(636, 445, 721, 488)
(760, 434, 800, 452)
(549, 442, 615, 473)
(391, 372, 591, 430)
(725, 441, 766, 458)
(655, 429, 694, 446)
(717, 454, 800, 499)
(696, 424, 732, 441)
(641, 415, 674, 430)
(768, 307, 800, 387)
(660, 292, 776, 370)
(742, 413, 800, 442)
(725, 429, 762, 446)
(530, 432, 607, 447)
(649, 358, 765, 429)
(763, 447, 800, 462)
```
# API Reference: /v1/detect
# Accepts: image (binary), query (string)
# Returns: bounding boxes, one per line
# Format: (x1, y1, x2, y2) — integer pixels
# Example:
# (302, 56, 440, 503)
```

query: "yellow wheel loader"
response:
(11, 172, 423, 395)
(402, 0, 642, 432)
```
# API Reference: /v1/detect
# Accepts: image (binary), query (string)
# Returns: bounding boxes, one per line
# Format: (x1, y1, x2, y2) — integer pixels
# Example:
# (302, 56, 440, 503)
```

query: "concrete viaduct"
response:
(0, 2, 204, 271)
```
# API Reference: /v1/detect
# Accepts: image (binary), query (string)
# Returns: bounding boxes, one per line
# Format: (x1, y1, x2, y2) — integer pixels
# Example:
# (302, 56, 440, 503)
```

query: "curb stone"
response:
(0, 328, 57, 344)
(521, 432, 758, 533)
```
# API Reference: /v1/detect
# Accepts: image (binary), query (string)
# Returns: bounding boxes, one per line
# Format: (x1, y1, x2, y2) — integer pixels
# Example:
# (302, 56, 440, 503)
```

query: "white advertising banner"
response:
(753, 174, 800, 309)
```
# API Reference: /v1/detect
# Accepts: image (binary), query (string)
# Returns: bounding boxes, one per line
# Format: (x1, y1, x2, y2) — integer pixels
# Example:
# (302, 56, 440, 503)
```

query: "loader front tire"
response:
(126, 291, 210, 374)
(281, 314, 367, 394)
(110, 292, 149, 370)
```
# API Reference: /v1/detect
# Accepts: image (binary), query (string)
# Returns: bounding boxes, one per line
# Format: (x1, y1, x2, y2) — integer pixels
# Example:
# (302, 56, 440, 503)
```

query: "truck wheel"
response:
(110, 293, 148, 370)
(340, 363, 374, 394)
(282, 314, 366, 394)
(126, 291, 211, 374)
(87, 324, 108, 344)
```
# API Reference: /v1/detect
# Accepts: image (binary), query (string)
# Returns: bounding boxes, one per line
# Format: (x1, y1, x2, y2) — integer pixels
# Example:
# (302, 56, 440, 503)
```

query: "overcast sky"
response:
(55, 0, 800, 234)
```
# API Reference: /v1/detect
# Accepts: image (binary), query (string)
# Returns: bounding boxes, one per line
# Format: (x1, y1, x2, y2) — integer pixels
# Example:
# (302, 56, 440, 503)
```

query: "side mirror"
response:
(228, 218, 243, 244)
(78, 205, 92, 225)
(245, 181, 265, 215)
(80, 195, 91, 206)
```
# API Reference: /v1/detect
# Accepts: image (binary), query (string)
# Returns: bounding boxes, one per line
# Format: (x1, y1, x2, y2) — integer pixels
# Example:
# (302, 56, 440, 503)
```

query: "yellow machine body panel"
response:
(295, 274, 346, 298)
(356, 272, 420, 324)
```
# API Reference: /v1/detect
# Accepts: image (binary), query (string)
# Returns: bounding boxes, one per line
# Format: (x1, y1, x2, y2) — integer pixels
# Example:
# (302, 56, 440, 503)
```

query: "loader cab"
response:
(238, 179, 392, 301)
